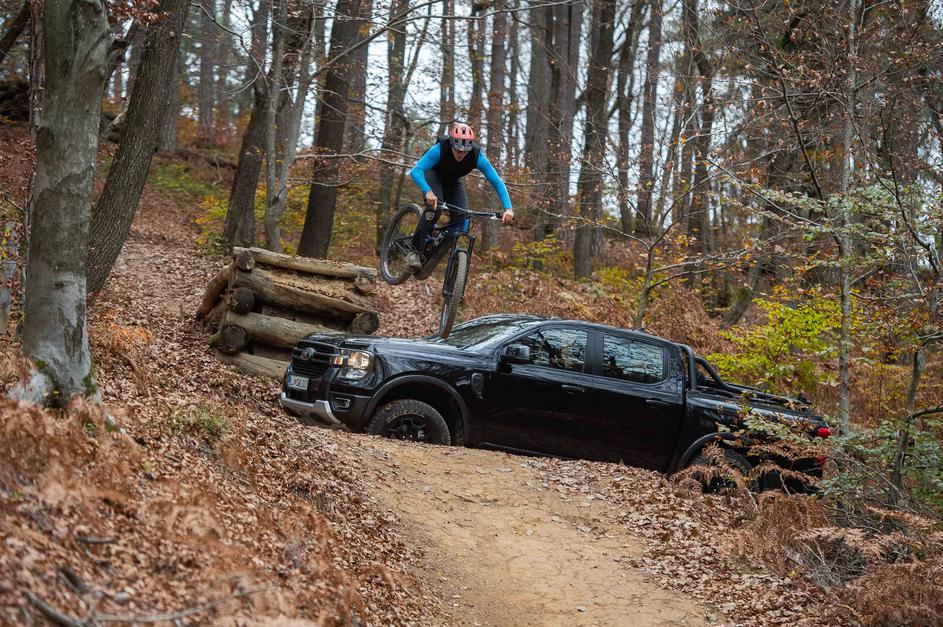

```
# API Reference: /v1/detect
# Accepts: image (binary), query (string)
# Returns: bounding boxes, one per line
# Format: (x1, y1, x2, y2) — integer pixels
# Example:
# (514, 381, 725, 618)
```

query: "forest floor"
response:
(2, 148, 833, 625)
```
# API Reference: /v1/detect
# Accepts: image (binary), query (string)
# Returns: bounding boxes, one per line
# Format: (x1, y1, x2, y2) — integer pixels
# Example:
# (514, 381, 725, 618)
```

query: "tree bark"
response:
(231, 267, 374, 320)
(635, 0, 662, 236)
(235, 246, 376, 279)
(536, 0, 582, 241)
(198, 0, 217, 147)
(222, 0, 270, 248)
(0, 2, 29, 65)
(481, 0, 507, 250)
(297, 0, 365, 258)
(215, 350, 287, 378)
(377, 0, 409, 252)
(466, 0, 486, 130)
(87, 0, 189, 293)
(27, 0, 42, 140)
(15, 0, 108, 404)
(573, 0, 615, 278)
(438, 0, 455, 134)
(505, 4, 520, 168)
(124, 23, 145, 102)
(344, 0, 372, 153)
(214, 0, 233, 136)
(221, 310, 329, 348)
(157, 53, 181, 154)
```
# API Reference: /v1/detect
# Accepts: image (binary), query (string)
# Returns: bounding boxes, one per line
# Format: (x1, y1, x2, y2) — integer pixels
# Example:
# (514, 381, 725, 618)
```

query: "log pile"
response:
(197, 247, 379, 378)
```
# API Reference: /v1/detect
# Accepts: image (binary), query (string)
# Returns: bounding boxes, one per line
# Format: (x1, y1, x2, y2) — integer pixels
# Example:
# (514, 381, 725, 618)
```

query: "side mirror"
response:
(501, 343, 530, 364)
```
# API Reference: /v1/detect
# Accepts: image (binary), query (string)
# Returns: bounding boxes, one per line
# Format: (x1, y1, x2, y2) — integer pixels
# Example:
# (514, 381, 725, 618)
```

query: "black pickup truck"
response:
(279, 314, 830, 480)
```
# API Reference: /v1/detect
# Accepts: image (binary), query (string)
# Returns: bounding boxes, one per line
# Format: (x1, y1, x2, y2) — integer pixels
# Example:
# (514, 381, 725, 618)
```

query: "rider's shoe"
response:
(406, 252, 422, 271)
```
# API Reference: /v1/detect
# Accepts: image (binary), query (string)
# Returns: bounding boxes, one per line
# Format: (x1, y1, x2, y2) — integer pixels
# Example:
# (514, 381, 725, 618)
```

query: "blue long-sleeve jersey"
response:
(410, 143, 513, 210)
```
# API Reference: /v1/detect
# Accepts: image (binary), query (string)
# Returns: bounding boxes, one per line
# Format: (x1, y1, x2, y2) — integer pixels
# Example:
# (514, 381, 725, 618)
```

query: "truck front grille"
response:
(290, 341, 335, 378)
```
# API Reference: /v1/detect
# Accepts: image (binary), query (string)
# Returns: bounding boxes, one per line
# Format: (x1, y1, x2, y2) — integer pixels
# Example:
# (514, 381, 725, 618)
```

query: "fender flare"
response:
(673, 432, 753, 473)
(364, 374, 471, 443)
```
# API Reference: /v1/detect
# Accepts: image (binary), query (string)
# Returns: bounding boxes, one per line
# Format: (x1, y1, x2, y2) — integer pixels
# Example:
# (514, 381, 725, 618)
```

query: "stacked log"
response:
(197, 247, 379, 377)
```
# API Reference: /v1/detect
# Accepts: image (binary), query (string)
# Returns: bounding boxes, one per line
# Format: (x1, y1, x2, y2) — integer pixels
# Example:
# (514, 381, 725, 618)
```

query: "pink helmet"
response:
(449, 122, 476, 152)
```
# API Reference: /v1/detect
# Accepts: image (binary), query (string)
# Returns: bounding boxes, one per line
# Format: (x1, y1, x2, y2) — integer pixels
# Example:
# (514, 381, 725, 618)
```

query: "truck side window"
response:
(602, 335, 666, 384)
(519, 328, 588, 373)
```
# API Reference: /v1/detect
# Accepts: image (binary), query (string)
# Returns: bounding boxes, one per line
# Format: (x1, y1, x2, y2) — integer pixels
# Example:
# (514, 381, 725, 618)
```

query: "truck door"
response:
(484, 326, 594, 457)
(574, 333, 684, 471)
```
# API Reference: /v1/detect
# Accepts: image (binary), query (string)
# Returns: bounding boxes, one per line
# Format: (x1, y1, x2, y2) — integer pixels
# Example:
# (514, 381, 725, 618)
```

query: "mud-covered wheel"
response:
(366, 399, 451, 444)
(438, 249, 468, 339)
(380, 204, 422, 285)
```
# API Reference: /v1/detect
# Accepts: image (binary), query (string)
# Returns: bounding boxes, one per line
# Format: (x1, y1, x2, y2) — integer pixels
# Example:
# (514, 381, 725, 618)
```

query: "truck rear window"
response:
(602, 335, 666, 384)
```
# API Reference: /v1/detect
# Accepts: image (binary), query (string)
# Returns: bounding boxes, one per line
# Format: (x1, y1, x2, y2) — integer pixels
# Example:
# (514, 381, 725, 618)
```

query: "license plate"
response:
(286, 374, 309, 391)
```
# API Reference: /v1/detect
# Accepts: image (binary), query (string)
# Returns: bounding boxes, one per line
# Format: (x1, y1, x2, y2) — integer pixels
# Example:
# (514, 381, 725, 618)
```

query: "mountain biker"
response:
(406, 122, 514, 270)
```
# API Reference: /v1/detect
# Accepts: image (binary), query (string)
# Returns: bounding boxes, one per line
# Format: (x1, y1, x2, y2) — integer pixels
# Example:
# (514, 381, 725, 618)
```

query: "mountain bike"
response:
(379, 202, 501, 338)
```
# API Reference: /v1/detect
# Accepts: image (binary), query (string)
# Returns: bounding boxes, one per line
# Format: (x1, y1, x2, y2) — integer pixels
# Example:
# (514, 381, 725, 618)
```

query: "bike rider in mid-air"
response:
(406, 122, 514, 270)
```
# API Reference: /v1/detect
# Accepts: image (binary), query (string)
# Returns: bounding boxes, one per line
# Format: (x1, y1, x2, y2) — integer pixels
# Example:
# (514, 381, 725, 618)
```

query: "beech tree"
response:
(86, 0, 189, 293)
(297, 0, 365, 258)
(572, 0, 615, 278)
(14, 0, 108, 404)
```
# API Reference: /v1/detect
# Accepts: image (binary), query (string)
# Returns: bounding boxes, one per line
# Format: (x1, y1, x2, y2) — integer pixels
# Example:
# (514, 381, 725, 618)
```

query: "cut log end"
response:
(235, 249, 256, 272)
(219, 325, 248, 353)
(230, 286, 256, 315)
(349, 311, 379, 335)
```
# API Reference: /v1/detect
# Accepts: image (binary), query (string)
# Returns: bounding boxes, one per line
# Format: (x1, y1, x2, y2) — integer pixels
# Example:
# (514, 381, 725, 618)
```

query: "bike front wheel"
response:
(380, 204, 422, 285)
(438, 249, 469, 338)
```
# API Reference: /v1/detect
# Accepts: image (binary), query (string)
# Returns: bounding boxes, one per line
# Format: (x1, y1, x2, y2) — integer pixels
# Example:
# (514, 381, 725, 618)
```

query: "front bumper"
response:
(279, 393, 341, 426)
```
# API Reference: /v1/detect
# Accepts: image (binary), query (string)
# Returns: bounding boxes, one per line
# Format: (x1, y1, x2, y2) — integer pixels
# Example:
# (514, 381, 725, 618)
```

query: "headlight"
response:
(347, 351, 373, 370)
(332, 350, 374, 379)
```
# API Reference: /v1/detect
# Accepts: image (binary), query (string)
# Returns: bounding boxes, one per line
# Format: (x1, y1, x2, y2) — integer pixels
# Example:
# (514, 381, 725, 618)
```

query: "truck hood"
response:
(302, 333, 487, 363)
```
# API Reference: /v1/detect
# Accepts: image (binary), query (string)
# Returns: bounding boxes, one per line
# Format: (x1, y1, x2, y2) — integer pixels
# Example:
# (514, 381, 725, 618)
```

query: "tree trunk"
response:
(635, 0, 662, 236)
(572, 0, 615, 278)
(125, 23, 145, 102)
(157, 53, 181, 153)
(87, 0, 189, 293)
(438, 0, 455, 134)
(265, 7, 317, 253)
(683, 0, 714, 267)
(537, 0, 582, 241)
(0, 2, 29, 65)
(481, 0, 507, 250)
(262, 0, 288, 251)
(466, 0, 486, 129)
(524, 3, 550, 229)
(344, 0, 372, 153)
(15, 0, 108, 404)
(223, 0, 270, 248)
(505, 5, 520, 168)
(27, 0, 42, 140)
(296, 0, 365, 258)
(214, 0, 233, 136)
(377, 0, 408, 253)
(198, 0, 216, 147)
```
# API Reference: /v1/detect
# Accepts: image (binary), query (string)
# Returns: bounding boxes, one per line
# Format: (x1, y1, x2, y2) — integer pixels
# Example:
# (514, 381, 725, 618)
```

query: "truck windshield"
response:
(433, 318, 538, 350)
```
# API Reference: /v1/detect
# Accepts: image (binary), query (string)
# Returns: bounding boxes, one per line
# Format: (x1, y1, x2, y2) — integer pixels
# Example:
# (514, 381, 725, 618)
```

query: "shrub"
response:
(710, 297, 841, 397)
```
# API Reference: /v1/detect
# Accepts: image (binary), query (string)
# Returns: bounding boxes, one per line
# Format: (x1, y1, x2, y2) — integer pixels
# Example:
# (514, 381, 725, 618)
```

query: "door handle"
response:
(645, 398, 671, 408)
(562, 384, 585, 394)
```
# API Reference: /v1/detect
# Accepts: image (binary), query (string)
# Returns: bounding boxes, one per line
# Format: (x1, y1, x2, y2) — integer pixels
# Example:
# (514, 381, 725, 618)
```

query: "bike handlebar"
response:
(433, 201, 503, 221)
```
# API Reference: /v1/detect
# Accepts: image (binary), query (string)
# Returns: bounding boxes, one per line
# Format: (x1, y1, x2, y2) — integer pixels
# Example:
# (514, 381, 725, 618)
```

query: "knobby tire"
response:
(380, 204, 422, 286)
(438, 249, 468, 339)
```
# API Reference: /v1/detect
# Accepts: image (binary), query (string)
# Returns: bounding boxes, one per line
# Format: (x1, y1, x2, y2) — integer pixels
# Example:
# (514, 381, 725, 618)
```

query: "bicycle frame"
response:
(414, 202, 492, 281)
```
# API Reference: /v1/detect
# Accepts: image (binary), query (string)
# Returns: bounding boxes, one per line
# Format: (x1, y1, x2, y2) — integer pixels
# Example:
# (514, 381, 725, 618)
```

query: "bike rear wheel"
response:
(380, 204, 422, 285)
(438, 249, 468, 338)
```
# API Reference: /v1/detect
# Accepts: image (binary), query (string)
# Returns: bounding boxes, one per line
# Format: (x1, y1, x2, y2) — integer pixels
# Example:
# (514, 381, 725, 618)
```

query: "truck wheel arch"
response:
(364, 375, 471, 445)
(673, 432, 751, 473)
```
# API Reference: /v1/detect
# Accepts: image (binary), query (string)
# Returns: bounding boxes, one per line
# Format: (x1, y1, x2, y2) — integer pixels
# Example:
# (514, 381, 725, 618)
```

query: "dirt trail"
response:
(101, 180, 708, 625)
(353, 437, 707, 626)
